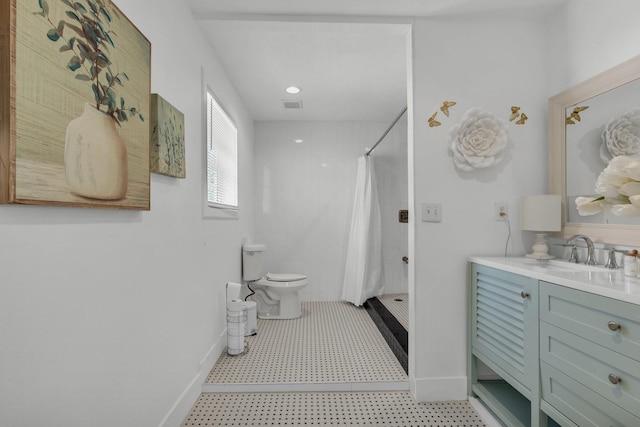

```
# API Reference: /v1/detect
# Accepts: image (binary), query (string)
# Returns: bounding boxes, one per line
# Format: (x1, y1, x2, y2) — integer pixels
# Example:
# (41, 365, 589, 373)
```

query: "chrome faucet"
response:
(604, 247, 620, 269)
(567, 244, 580, 263)
(567, 234, 597, 265)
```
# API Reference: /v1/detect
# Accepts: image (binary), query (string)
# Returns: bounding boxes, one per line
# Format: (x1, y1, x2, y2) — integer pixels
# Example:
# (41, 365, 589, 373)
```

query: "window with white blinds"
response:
(206, 90, 238, 209)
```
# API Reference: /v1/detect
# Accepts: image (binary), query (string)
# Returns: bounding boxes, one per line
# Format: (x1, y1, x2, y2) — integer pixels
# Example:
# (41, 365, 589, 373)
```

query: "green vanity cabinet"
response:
(469, 263, 542, 427)
(539, 282, 640, 427)
(469, 258, 640, 427)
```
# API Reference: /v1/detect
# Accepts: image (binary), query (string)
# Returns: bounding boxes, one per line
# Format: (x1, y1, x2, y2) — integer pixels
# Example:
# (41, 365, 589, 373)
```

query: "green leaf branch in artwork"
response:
(34, 0, 143, 126)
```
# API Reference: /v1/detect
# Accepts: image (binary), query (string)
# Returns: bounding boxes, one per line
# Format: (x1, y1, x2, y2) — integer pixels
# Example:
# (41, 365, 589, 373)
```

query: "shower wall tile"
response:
(254, 121, 407, 301)
(374, 120, 408, 294)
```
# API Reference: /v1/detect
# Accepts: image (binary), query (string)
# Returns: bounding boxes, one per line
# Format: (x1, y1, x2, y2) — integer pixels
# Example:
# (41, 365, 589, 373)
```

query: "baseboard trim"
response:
(158, 329, 226, 427)
(411, 376, 467, 402)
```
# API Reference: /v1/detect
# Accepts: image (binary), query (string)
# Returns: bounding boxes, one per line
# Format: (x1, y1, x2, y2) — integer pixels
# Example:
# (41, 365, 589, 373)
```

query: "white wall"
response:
(557, 0, 640, 92)
(0, 1, 254, 426)
(254, 121, 406, 301)
(409, 15, 551, 400)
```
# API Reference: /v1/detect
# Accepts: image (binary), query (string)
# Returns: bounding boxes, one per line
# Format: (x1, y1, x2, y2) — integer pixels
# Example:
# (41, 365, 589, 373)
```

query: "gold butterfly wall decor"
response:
(515, 113, 528, 125)
(428, 111, 441, 127)
(440, 101, 456, 117)
(566, 106, 589, 125)
(508, 106, 528, 125)
(509, 106, 521, 122)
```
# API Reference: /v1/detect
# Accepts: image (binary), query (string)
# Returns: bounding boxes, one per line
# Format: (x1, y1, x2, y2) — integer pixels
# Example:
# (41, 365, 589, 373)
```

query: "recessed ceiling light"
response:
(294, 139, 303, 144)
(286, 86, 301, 95)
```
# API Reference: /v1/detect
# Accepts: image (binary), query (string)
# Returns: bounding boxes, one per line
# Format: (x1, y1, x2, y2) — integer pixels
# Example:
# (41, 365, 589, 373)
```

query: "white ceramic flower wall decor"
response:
(448, 108, 510, 172)
(600, 108, 640, 163)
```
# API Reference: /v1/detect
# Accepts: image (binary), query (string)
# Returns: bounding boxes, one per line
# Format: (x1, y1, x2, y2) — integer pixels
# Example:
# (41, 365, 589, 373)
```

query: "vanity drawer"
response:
(539, 281, 640, 361)
(540, 322, 640, 418)
(541, 362, 640, 427)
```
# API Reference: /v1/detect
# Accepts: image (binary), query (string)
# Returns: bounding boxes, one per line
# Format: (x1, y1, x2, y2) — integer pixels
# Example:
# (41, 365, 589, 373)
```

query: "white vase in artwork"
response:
(64, 103, 128, 200)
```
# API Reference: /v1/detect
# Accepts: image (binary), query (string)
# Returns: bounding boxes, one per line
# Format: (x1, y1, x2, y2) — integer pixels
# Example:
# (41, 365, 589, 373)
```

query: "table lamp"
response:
(520, 194, 561, 259)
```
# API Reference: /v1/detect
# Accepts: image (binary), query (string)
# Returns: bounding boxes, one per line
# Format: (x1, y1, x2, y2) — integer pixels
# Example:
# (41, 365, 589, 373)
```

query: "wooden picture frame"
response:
(151, 93, 185, 178)
(0, 0, 151, 209)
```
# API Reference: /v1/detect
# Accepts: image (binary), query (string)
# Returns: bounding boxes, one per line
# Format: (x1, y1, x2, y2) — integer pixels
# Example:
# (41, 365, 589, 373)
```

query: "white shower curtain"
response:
(341, 155, 384, 306)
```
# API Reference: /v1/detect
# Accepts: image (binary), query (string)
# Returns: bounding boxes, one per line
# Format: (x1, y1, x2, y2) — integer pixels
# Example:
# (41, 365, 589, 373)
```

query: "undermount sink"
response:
(547, 259, 613, 272)
(512, 257, 614, 273)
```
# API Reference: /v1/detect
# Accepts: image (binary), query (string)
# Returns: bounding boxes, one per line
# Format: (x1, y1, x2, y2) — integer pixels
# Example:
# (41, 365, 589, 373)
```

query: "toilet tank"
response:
(242, 244, 266, 281)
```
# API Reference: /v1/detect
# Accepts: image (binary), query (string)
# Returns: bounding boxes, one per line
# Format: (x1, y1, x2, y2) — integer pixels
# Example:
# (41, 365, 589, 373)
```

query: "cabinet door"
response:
(471, 264, 538, 396)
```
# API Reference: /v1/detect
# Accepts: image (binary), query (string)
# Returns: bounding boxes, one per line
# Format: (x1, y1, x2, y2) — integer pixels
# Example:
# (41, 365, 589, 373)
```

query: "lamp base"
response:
(526, 233, 555, 260)
(526, 253, 555, 260)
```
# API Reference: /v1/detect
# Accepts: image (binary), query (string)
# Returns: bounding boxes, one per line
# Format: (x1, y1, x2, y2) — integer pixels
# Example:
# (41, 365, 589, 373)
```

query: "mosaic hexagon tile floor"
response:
(184, 299, 486, 426)
(205, 301, 406, 388)
(182, 392, 486, 426)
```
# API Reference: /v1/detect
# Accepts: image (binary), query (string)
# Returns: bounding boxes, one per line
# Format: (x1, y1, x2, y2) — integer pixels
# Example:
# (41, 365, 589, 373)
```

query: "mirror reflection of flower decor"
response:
(599, 108, 640, 164)
(449, 108, 510, 171)
(576, 155, 640, 217)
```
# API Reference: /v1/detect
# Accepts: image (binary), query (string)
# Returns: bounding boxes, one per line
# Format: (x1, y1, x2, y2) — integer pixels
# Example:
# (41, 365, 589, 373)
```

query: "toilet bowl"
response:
(242, 244, 309, 320)
(250, 273, 309, 319)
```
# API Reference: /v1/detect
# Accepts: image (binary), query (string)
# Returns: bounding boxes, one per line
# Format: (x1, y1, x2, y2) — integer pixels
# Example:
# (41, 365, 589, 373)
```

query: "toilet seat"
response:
(266, 273, 307, 282)
(255, 274, 309, 288)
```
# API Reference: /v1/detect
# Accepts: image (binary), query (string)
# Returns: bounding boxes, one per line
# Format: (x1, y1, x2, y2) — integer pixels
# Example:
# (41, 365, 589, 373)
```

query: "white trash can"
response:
(226, 299, 246, 356)
(244, 301, 257, 336)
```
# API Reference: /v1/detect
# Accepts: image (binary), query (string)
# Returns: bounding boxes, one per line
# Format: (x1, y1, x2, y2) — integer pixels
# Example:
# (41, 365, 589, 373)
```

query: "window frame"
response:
(203, 85, 239, 219)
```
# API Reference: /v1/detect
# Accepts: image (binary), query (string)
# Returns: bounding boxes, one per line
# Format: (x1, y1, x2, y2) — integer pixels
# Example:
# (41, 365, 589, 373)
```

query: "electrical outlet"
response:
(495, 201, 508, 221)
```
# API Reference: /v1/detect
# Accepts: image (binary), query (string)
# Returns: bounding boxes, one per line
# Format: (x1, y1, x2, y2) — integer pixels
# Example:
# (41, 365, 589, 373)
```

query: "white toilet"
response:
(242, 244, 309, 319)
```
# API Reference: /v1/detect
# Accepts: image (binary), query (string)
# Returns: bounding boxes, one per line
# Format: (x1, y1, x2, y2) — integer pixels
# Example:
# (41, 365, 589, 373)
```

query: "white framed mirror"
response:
(548, 55, 640, 245)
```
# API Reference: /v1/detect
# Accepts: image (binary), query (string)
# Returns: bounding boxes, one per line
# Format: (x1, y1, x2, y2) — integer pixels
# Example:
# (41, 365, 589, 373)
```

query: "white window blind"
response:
(207, 91, 238, 209)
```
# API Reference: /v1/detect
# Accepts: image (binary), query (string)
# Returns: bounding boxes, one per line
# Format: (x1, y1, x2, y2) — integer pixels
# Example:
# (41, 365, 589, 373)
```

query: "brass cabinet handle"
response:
(520, 291, 530, 299)
(608, 374, 622, 385)
(608, 321, 621, 331)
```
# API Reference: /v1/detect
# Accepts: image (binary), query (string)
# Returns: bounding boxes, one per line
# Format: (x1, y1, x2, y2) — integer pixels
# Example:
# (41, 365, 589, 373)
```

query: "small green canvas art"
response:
(151, 94, 186, 178)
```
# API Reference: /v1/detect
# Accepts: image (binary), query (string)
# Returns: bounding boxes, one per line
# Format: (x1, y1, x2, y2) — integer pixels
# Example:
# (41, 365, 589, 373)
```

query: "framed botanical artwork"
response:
(151, 93, 185, 178)
(0, 0, 151, 209)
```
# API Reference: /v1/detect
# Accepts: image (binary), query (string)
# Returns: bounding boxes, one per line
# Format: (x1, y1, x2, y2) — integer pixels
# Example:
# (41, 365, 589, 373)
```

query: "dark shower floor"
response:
(364, 293, 408, 373)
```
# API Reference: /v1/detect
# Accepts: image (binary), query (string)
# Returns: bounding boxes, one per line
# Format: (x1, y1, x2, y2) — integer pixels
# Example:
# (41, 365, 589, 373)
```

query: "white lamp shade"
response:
(520, 195, 561, 232)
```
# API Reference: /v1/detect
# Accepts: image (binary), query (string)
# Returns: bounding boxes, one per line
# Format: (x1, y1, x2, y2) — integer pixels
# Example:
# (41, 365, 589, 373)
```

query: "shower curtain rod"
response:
(365, 106, 408, 156)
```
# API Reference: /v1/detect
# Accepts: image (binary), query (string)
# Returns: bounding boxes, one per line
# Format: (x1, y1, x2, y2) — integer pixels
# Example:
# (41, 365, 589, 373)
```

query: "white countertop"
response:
(469, 256, 640, 306)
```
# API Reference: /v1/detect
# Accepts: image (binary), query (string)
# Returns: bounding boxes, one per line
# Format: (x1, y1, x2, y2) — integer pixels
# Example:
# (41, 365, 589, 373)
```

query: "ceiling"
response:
(187, 0, 566, 122)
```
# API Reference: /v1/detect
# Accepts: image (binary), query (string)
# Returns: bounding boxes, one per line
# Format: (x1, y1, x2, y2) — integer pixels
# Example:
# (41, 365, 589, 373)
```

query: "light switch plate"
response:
(422, 203, 442, 222)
